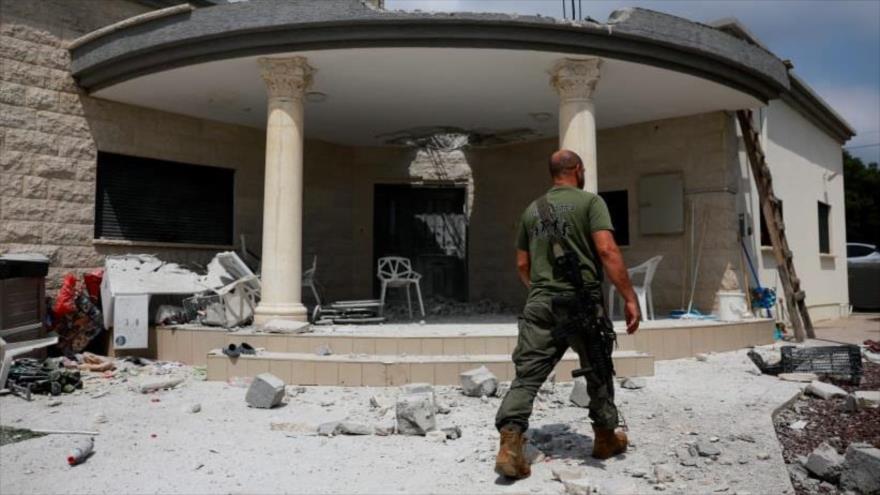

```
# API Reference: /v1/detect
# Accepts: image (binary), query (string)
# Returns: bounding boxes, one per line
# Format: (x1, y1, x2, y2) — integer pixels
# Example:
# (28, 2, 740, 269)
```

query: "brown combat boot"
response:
(495, 424, 531, 479)
(591, 425, 628, 459)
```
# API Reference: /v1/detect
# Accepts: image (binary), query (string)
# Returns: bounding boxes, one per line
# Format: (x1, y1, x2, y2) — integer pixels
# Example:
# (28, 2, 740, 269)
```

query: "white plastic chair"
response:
(608, 255, 663, 321)
(377, 256, 425, 318)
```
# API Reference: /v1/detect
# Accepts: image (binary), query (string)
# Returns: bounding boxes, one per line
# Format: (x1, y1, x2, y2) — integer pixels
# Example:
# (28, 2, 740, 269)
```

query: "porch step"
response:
(204, 349, 655, 386)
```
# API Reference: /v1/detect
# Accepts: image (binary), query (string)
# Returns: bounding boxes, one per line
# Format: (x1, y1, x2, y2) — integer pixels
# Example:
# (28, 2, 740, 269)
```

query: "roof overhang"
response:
(69, 1, 790, 102)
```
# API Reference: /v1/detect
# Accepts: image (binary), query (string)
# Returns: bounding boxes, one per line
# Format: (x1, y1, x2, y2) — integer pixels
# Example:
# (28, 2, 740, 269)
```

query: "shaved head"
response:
(549, 149, 582, 177)
(548, 149, 586, 189)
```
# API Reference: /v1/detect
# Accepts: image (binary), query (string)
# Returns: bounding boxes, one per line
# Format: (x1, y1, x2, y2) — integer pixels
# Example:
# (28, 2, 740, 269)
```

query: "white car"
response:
(847, 243, 880, 309)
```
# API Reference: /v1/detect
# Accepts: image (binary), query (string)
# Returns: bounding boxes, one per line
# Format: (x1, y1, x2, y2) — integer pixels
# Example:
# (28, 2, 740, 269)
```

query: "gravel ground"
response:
(0, 348, 801, 495)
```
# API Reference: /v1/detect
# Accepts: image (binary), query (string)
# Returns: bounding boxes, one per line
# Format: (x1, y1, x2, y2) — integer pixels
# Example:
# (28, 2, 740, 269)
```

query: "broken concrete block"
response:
(696, 442, 721, 457)
(262, 319, 311, 334)
(395, 392, 436, 436)
(840, 443, 880, 495)
(570, 376, 590, 407)
(854, 390, 880, 408)
(245, 373, 285, 409)
(459, 366, 498, 397)
(621, 377, 646, 389)
(695, 353, 709, 362)
(317, 421, 342, 436)
(374, 420, 396, 436)
(337, 421, 373, 435)
(426, 430, 447, 443)
(805, 442, 845, 482)
(805, 380, 848, 400)
(778, 372, 818, 383)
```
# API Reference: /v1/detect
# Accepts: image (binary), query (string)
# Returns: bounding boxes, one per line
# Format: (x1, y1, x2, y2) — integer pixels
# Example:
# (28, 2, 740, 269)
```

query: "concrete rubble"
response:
(804, 380, 847, 400)
(569, 376, 590, 407)
(395, 385, 437, 435)
(840, 443, 880, 494)
(459, 366, 498, 397)
(245, 373, 285, 409)
(0, 345, 811, 494)
(777, 372, 818, 383)
(804, 442, 845, 482)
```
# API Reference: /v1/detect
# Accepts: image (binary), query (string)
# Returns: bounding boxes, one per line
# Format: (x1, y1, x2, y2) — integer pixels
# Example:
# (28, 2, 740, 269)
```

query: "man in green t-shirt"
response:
(494, 149, 640, 479)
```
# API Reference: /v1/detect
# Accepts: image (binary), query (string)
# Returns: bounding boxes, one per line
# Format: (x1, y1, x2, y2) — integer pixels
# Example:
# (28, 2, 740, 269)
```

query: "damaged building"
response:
(0, 0, 855, 382)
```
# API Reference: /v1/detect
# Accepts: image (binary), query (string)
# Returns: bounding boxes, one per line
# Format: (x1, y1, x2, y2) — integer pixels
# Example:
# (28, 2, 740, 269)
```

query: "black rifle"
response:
(535, 196, 618, 397)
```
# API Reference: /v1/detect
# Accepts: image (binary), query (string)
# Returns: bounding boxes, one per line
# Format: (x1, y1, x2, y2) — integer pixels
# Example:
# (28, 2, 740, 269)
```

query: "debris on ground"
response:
(245, 373, 286, 409)
(66, 437, 94, 466)
(775, 360, 880, 495)
(395, 386, 436, 435)
(620, 377, 646, 389)
(569, 376, 589, 407)
(459, 366, 498, 397)
(805, 380, 848, 400)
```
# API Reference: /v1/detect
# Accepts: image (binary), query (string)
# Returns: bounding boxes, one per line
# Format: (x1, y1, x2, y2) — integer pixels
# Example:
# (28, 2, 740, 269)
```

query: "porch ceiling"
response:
(93, 47, 761, 147)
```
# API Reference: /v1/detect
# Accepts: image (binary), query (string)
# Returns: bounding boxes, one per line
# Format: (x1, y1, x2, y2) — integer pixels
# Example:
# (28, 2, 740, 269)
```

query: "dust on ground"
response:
(1, 347, 801, 495)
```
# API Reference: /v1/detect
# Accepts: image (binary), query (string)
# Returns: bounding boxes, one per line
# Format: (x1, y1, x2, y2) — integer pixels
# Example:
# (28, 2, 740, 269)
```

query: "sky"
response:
(386, 0, 880, 165)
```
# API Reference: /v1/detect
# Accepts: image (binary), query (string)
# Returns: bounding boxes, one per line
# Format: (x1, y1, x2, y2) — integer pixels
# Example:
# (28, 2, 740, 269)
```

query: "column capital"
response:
(259, 56, 314, 99)
(550, 57, 601, 101)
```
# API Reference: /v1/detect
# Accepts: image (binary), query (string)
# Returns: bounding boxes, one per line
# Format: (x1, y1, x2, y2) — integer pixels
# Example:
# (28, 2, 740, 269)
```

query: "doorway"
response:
(373, 184, 468, 302)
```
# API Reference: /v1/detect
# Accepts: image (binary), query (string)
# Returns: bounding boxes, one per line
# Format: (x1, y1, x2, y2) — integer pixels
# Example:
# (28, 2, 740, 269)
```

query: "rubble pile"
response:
(774, 360, 880, 495)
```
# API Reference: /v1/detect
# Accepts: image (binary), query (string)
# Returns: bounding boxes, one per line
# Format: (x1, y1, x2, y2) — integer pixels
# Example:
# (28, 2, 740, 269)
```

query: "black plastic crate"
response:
(780, 345, 863, 385)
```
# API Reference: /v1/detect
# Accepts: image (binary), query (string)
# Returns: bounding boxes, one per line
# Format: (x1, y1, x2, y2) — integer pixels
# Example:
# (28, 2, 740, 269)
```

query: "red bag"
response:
(83, 268, 103, 302)
(53, 274, 79, 318)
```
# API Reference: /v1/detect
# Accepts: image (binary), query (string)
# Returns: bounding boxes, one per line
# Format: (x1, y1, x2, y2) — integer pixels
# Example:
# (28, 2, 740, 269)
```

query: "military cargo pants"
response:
(495, 294, 619, 432)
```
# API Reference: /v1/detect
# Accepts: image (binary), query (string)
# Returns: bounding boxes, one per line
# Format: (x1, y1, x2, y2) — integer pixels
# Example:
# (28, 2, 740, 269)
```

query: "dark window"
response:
(599, 190, 629, 246)
(818, 202, 831, 254)
(95, 152, 234, 246)
(759, 201, 782, 247)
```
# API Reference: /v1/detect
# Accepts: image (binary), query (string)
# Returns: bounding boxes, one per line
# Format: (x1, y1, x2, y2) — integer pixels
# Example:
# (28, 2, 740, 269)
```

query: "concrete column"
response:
(550, 58, 602, 193)
(254, 56, 314, 324)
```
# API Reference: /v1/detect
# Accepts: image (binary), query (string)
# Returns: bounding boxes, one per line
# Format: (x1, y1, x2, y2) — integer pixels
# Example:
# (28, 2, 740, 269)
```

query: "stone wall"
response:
(0, 0, 268, 289)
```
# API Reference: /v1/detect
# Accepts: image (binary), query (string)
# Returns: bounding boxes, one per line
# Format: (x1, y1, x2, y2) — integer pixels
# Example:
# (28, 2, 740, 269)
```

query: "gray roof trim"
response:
(781, 73, 856, 143)
(709, 17, 855, 143)
(69, 1, 789, 102)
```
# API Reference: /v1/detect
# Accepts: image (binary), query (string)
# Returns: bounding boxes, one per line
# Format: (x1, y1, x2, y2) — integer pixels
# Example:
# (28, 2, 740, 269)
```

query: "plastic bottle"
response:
(67, 437, 94, 466)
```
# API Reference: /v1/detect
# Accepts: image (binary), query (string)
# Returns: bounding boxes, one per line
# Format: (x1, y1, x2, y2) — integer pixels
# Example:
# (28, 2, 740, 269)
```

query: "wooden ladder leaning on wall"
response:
(736, 109, 815, 342)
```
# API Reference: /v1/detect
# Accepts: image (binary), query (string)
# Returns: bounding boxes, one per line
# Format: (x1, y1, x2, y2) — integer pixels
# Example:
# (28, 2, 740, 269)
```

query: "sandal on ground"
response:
(222, 344, 241, 358)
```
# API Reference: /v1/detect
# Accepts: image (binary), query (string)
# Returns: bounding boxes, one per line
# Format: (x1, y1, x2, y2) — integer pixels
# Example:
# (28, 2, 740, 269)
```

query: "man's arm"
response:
(591, 230, 640, 334)
(516, 249, 531, 288)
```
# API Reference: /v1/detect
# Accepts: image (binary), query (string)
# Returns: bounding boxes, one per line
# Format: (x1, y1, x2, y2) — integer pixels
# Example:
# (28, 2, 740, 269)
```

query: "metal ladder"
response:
(736, 109, 815, 342)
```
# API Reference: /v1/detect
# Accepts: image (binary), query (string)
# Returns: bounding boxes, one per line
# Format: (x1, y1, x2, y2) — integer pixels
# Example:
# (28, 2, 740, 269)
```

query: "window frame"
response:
(94, 152, 236, 247)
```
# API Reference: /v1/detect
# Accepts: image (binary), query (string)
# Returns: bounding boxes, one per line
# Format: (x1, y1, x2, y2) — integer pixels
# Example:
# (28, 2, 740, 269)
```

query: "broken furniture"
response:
(303, 258, 384, 324)
(748, 344, 863, 384)
(608, 255, 663, 321)
(186, 252, 261, 328)
(377, 256, 426, 318)
(313, 299, 385, 324)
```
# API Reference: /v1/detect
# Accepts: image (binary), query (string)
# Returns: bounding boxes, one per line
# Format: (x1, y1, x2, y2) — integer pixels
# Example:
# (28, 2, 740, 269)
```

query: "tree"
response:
(844, 150, 880, 246)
